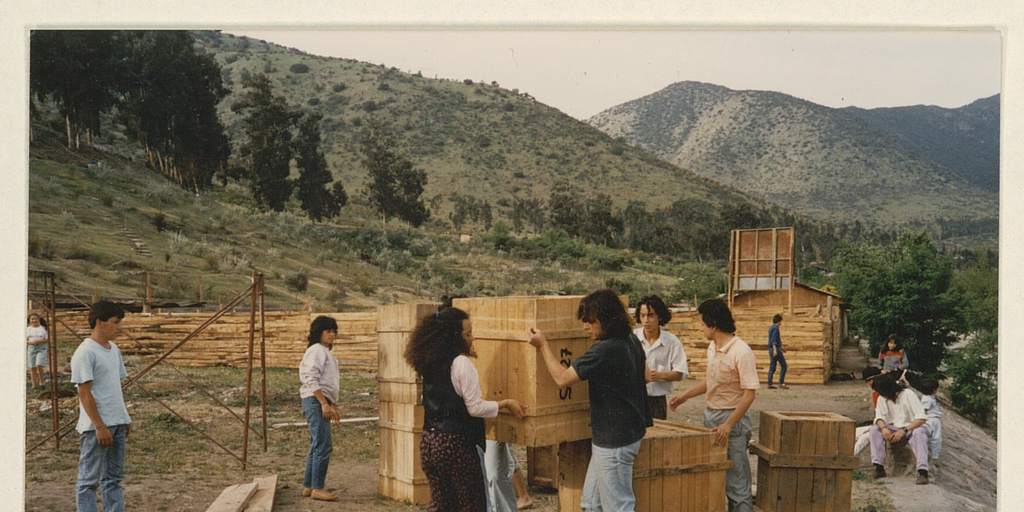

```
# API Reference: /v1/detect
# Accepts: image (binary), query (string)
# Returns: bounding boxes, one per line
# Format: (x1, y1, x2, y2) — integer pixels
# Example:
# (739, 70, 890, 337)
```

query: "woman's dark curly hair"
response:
(307, 315, 339, 347)
(403, 306, 473, 375)
(577, 289, 633, 340)
(635, 295, 671, 326)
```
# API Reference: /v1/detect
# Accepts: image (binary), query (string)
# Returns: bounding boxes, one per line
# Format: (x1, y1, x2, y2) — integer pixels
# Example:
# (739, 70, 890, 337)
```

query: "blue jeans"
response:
(302, 396, 333, 489)
(768, 349, 787, 385)
(484, 440, 517, 512)
(580, 440, 641, 512)
(77, 424, 127, 512)
(704, 408, 753, 512)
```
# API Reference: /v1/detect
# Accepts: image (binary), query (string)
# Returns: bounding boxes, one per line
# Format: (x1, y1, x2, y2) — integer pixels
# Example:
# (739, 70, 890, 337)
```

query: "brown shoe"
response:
(779, 384, 789, 389)
(311, 488, 338, 501)
(768, 385, 777, 389)
(302, 487, 312, 497)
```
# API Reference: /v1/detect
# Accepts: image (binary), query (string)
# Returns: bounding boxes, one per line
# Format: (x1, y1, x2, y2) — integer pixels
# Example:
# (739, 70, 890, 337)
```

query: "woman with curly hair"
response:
(405, 303, 525, 511)
(299, 315, 341, 501)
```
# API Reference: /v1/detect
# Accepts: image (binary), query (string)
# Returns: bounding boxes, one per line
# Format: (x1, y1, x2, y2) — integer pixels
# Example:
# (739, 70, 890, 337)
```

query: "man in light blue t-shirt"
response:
(71, 301, 131, 512)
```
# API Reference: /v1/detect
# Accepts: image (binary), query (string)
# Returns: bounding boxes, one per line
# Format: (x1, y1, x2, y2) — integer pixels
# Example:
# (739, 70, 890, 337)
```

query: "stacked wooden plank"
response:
(749, 411, 857, 512)
(664, 305, 837, 384)
(558, 420, 730, 512)
(376, 303, 436, 505)
(454, 295, 601, 447)
(59, 311, 377, 371)
(205, 474, 276, 512)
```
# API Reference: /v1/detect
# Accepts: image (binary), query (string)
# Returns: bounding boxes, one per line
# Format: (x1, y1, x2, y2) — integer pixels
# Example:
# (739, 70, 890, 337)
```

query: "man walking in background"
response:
(767, 314, 788, 389)
(72, 301, 132, 512)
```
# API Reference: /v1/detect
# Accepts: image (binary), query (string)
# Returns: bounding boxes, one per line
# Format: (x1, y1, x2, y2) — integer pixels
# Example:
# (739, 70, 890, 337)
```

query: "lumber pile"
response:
(206, 474, 276, 512)
(59, 311, 377, 371)
(665, 305, 839, 384)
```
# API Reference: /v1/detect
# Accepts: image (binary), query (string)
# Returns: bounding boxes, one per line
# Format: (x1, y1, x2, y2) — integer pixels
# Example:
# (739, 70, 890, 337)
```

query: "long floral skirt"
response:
(420, 429, 487, 512)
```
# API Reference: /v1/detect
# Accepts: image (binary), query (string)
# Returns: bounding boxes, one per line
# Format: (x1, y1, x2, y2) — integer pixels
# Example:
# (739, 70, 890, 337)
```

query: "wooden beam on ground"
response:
(206, 482, 258, 512)
(243, 475, 277, 512)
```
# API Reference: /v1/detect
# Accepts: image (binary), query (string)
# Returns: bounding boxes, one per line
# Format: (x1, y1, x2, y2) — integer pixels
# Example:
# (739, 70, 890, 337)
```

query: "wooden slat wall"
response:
(54, 302, 841, 381)
(664, 305, 836, 385)
(58, 311, 378, 371)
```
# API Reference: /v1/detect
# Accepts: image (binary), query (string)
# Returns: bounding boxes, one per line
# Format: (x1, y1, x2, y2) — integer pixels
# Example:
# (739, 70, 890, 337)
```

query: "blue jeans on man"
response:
(580, 440, 641, 512)
(301, 396, 333, 489)
(768, 349, 787, 387)
(704, 408, 754, 512)
(76, 424, 127, 512)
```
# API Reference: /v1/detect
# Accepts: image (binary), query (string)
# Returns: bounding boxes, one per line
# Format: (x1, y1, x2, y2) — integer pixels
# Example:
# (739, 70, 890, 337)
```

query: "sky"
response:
(228, 29, 1001, 120)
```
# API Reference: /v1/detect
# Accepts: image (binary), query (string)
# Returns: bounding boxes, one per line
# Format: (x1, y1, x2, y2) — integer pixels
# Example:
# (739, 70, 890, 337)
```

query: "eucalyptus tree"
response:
(360, 119, 429, 228)
(294, 111, 346, 222)
(30, 30, 126, 148)
(232, 73, 299, 211)
(120, 30, 230, 192)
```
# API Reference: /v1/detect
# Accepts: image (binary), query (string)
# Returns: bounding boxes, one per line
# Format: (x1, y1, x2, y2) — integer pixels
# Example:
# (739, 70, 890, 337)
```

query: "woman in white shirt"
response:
(404, 304, 525, 512)
(26, 313, 49, 388)
(299, 316, 341, 501)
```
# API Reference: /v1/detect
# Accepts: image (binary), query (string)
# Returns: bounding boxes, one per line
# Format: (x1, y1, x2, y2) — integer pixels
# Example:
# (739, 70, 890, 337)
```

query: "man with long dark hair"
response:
(527, 289, 651, 511)
(669, 298, 758, 512)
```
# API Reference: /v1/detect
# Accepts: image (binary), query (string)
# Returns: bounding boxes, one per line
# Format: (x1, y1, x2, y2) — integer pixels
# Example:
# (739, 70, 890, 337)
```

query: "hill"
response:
(585, 81, 998, 244)
(842, 94, 1000, 193)
(198, 32, 790, 226)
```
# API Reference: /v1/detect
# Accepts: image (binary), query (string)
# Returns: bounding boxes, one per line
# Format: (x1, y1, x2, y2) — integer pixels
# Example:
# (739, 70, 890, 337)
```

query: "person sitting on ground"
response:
(918, 378, 943, 462)
(854, 366, 883, 455)
(877, 334, 909, 373)
(633, 295, 688, 419)
(869, 374, 930, 484)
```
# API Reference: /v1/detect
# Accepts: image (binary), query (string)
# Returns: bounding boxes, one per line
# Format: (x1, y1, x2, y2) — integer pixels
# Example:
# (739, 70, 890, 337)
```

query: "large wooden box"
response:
(750, 411, 858, 512)
(527, 444, 559, 489)
(376, 303, 437, 505)
(453, 296, 600, 447)
(558, 420, 730, 512)
(376, 303, 438, 404)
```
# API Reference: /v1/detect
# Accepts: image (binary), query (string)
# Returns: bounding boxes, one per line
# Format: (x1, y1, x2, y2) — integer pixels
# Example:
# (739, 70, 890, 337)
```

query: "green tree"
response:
(294, 112, 346, 222)
(30, 30, 126, 148)
(232, 73, 298, 211)
(950, 261, 998, 334)
(120, 31, 230, 192)
(548, 181, 585, 238)
(582, 193, 624, 246)
(945, 330, 997, 427)
(832, 231, 959, 379)
(360, 120, 429, 228)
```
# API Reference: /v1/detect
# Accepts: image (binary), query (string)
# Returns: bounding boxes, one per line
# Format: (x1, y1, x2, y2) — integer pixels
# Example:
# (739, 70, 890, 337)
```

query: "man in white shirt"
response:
(633, 295, 687, 419)
(869, 374, 930, 484)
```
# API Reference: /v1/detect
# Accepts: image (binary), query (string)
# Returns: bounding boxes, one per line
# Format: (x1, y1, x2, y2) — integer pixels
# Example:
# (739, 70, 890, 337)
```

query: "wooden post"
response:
(144, 272, 152, 314)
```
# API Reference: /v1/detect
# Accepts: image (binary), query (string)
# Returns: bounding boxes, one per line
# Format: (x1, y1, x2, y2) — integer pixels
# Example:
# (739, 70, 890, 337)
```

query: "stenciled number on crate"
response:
(559, 348, 573, 400)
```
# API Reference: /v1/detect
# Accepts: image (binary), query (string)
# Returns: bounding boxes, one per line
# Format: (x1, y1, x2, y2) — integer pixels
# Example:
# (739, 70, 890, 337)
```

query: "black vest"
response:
(422, 358, 486, 449)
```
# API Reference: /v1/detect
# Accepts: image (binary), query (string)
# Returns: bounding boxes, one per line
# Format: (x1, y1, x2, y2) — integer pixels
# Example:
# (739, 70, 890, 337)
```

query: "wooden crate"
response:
(453, 296, 603, 447)
(377, 401, 429, 505)
(376, 303, 438, 404)
(558, 420, 730, 512)
(750, 411, 858, 512)
(376, 303, 437, 505)
(527, 444, 559, 489)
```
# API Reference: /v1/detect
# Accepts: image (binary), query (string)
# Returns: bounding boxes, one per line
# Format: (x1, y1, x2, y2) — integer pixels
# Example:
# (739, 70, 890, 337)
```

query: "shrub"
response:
(378, 82, 390, 91)
(154, 213, 167, 232)
(286, 272, 309, 292)
(307, 97, 320, 106)
(332, 83, 347, 93)
(60, 210, 78, 230)
(289, 63, 310, 74)
(27, 236, 56, 260)
(463, 78, 474, 85)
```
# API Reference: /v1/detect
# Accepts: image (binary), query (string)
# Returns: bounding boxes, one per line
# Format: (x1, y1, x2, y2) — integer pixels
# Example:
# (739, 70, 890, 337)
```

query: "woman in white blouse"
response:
(299, 316, 341, 501)
(26, 313, 49, 388)
(405, 304, 525, 512)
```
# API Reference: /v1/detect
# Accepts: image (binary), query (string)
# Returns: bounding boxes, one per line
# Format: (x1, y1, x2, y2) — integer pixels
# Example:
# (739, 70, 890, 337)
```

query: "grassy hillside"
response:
(197, 32, 781, 230)
(28, 122, 687, 310)
(586, 81, 998, 245)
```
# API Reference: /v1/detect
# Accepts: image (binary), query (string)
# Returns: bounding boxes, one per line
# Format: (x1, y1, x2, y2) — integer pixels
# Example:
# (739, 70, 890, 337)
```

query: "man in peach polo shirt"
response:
(669, 298, 758, 512)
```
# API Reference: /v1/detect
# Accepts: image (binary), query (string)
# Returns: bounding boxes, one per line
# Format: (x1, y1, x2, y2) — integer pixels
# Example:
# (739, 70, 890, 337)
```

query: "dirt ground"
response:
(24, 371, 995, 512)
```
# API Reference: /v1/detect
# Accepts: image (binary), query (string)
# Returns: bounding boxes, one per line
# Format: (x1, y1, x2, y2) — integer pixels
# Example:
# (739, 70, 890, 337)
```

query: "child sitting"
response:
(918, 378, 943, 461)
